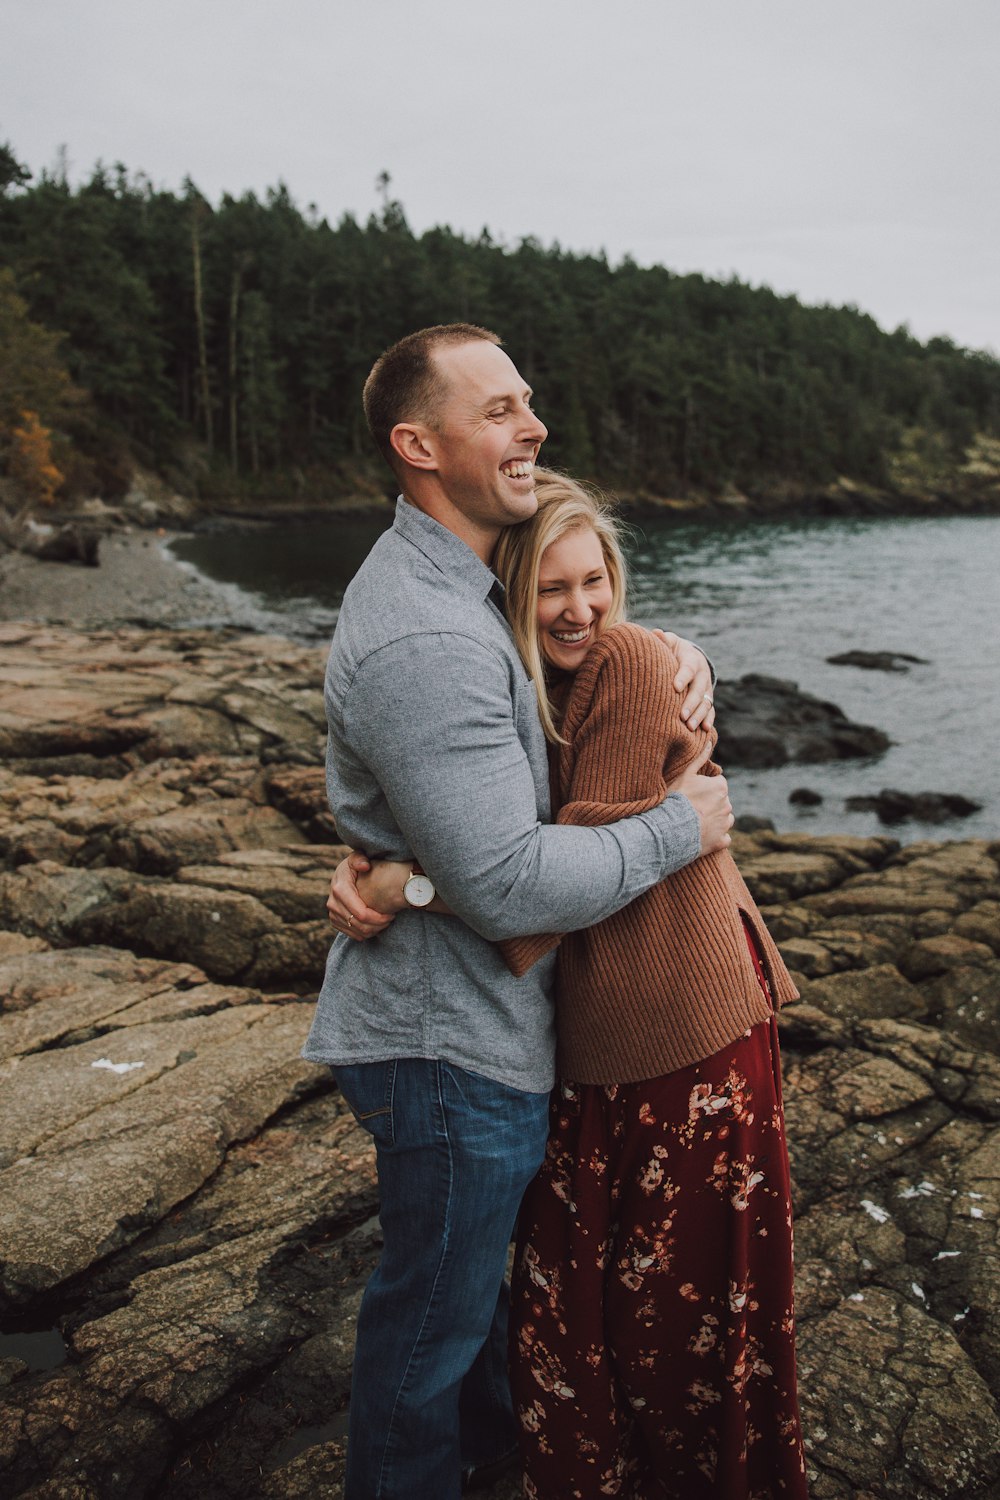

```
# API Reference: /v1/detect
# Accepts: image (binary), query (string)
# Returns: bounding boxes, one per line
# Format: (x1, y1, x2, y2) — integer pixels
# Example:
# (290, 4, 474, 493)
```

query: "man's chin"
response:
(505, 484, 538, 520)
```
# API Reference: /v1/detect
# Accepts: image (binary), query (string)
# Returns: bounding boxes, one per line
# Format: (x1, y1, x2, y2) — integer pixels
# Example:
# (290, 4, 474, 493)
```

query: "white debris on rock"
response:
(898, 1181, 936, 1199)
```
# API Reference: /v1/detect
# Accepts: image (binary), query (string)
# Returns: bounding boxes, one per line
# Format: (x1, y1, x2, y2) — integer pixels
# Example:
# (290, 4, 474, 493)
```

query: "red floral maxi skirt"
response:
(509, 961, 808, 1497)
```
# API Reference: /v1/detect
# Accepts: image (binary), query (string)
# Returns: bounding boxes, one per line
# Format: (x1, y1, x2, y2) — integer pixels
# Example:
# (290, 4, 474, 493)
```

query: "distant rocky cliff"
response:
(0, 623, 998, 1499)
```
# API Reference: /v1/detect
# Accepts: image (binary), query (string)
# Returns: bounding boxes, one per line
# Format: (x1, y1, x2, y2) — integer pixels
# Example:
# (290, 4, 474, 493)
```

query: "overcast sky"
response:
(3, 0, 998, 352)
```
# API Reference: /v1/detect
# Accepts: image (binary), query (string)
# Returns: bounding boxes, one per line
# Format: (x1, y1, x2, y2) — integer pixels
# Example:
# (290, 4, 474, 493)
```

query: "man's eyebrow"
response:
(482, 388, 534, 407)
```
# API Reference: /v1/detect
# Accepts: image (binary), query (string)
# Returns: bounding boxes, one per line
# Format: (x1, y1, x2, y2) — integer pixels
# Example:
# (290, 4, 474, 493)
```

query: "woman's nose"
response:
(562, 589, 590, 622)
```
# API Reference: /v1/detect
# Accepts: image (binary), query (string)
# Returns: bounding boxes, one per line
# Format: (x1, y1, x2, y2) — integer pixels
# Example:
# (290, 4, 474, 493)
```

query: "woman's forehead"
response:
(540, 527, 604, 572)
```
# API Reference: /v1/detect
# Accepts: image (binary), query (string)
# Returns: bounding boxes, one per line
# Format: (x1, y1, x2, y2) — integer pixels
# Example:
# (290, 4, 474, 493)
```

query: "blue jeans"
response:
(335, 1058, 550, 1500)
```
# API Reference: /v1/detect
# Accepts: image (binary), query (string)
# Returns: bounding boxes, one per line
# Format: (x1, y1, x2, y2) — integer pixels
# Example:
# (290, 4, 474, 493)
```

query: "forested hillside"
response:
(2, 142, 999, 509)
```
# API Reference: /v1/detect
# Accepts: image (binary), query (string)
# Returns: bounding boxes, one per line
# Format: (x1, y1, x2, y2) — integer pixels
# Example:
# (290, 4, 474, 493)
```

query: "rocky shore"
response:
(0, 527, 292, 636)
(1, 621, 999, 1499)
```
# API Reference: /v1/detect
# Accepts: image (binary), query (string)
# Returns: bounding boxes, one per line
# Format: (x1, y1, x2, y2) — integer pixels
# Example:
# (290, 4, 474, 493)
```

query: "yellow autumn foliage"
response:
(9, 409, 63, 505)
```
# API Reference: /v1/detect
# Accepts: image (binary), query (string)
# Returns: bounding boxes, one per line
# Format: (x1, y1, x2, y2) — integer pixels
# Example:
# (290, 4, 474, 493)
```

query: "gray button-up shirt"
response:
(303, 498, 702, 1093)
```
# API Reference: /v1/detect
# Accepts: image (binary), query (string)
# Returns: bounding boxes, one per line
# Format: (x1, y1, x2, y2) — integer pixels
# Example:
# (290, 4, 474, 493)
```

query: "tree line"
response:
(2, 141, 999, 505)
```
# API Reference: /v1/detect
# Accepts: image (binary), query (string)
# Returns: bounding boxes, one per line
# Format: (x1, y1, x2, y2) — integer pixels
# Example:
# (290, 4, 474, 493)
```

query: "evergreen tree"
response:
(1, 141, 998, 503)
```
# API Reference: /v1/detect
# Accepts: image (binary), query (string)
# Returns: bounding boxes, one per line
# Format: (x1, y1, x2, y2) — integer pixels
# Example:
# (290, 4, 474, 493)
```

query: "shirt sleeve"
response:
(340, 631, 702, 943)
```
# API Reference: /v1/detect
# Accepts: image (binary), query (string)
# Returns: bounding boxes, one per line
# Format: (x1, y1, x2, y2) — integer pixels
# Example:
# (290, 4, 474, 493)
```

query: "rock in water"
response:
(827, 649, 930, 671)
(734, 814, 776, 833)
(714, 673, 889, 768)
(846, 788, 983, 824)
(790, 787, 824, 806)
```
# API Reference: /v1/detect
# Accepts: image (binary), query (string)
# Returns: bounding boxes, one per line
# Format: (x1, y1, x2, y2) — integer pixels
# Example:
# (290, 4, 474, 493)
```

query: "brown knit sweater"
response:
(500, 622, 798, 1084)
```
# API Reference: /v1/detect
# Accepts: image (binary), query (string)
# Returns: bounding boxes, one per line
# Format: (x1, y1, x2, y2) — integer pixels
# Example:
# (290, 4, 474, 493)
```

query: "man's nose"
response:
(522, 407, 547, 444)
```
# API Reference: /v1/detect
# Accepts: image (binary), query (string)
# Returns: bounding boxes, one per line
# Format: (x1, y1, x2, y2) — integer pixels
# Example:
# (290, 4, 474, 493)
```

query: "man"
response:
(303, 324, 732, 1499)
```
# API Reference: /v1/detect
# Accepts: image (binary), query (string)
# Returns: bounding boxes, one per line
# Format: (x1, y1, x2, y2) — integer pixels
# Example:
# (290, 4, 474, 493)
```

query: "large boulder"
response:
(0, 993, 325, 1300)
(714, 674, 890, 767)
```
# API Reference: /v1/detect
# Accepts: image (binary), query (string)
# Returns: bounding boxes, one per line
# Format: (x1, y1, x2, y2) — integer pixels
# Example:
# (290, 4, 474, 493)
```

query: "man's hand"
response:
(326, 851, 396, 941)
(651, 631, 715, 731)
(667, 741, 734, 855)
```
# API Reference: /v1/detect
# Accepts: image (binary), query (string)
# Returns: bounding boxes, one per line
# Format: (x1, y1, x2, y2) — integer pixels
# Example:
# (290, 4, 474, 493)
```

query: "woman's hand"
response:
(667, 741, 734, 855)
(326, 852, 410, 941)
(651, 631, 716, 731)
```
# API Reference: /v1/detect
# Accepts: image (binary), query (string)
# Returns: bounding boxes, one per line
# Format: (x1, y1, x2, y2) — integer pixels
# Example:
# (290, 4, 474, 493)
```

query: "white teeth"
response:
(552, 627, 590, 643)
(501, 460, 534, 478)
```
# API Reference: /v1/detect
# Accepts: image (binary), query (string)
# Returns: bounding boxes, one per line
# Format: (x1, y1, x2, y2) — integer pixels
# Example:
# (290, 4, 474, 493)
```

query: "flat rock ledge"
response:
(0, 623, 998, 1499)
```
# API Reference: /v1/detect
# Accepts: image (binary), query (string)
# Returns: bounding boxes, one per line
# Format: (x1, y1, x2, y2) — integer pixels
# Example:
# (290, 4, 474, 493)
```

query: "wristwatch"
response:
(403, 864, 436, 909)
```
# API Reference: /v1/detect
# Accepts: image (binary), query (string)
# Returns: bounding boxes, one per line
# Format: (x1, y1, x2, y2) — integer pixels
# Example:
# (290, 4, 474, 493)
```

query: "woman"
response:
(492, 471, 807, 1499)
(348, 471, 808, 1499)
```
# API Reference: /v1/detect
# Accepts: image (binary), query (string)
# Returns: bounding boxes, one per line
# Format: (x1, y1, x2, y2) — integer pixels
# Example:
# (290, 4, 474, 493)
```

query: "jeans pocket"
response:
(333, 1060, 396, 1147)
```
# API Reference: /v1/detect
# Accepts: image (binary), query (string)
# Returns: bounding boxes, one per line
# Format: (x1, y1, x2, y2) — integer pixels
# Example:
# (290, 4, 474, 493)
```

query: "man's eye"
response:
(489, 408, 506, 419)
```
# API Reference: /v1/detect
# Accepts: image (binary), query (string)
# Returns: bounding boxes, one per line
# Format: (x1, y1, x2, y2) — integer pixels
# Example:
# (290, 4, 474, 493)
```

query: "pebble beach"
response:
(0, 528, 267, 632)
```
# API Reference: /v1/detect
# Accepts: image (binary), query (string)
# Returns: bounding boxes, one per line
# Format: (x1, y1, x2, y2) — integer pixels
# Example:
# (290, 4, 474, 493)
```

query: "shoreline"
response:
(0, 527, 308, 637)
(4, 494, 999, 640)
(185, 485, 1000, 529)
(2, 515, 994, 847)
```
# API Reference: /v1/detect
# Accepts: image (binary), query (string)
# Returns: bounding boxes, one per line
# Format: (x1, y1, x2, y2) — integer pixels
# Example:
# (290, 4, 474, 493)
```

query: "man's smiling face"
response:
(424, 340, 548, 531)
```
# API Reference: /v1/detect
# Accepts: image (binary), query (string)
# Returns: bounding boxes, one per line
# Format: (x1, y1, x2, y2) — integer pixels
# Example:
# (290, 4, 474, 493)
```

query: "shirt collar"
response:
(393, 495, 503, 604)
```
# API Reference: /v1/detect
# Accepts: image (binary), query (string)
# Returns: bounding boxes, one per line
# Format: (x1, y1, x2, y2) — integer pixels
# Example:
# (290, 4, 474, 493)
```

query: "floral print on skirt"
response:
(510, 945, 807, 1498)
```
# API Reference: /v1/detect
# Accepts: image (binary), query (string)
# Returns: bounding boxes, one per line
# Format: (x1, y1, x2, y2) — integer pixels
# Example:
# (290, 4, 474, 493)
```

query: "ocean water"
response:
(170, 513, 999, 842)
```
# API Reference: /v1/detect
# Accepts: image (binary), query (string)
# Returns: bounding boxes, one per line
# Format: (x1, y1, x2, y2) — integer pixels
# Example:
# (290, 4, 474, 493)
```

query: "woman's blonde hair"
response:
(493, 469, 629, 743)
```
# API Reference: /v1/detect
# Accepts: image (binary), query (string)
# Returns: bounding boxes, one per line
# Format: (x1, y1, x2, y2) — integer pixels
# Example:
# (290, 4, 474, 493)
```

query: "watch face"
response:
(404, 873, 436, 908)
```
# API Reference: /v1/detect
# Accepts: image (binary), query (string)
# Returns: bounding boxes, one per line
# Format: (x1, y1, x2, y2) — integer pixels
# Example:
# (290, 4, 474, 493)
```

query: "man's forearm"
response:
(340, 636, 702, 944)
(430, 792, 701, 942)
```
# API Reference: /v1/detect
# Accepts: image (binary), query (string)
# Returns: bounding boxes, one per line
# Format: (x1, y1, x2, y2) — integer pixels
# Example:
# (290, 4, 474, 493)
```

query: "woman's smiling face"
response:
(536, 526, 615, 671)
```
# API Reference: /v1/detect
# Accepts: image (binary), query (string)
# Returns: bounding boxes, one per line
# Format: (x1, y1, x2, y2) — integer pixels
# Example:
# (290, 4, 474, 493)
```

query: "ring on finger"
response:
(347, 915, 354, 931)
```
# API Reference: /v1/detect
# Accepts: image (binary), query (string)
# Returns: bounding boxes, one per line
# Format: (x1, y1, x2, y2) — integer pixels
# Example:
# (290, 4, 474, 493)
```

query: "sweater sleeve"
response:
(499, 625, 717, 976)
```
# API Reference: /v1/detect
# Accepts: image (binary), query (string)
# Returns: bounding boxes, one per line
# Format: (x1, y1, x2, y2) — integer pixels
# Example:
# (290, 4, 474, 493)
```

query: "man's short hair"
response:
(363, 323, 502, 470)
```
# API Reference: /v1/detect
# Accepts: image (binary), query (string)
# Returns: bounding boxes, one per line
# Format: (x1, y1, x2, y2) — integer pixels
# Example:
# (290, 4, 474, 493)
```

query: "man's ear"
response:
(389, 422, 439, 472)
